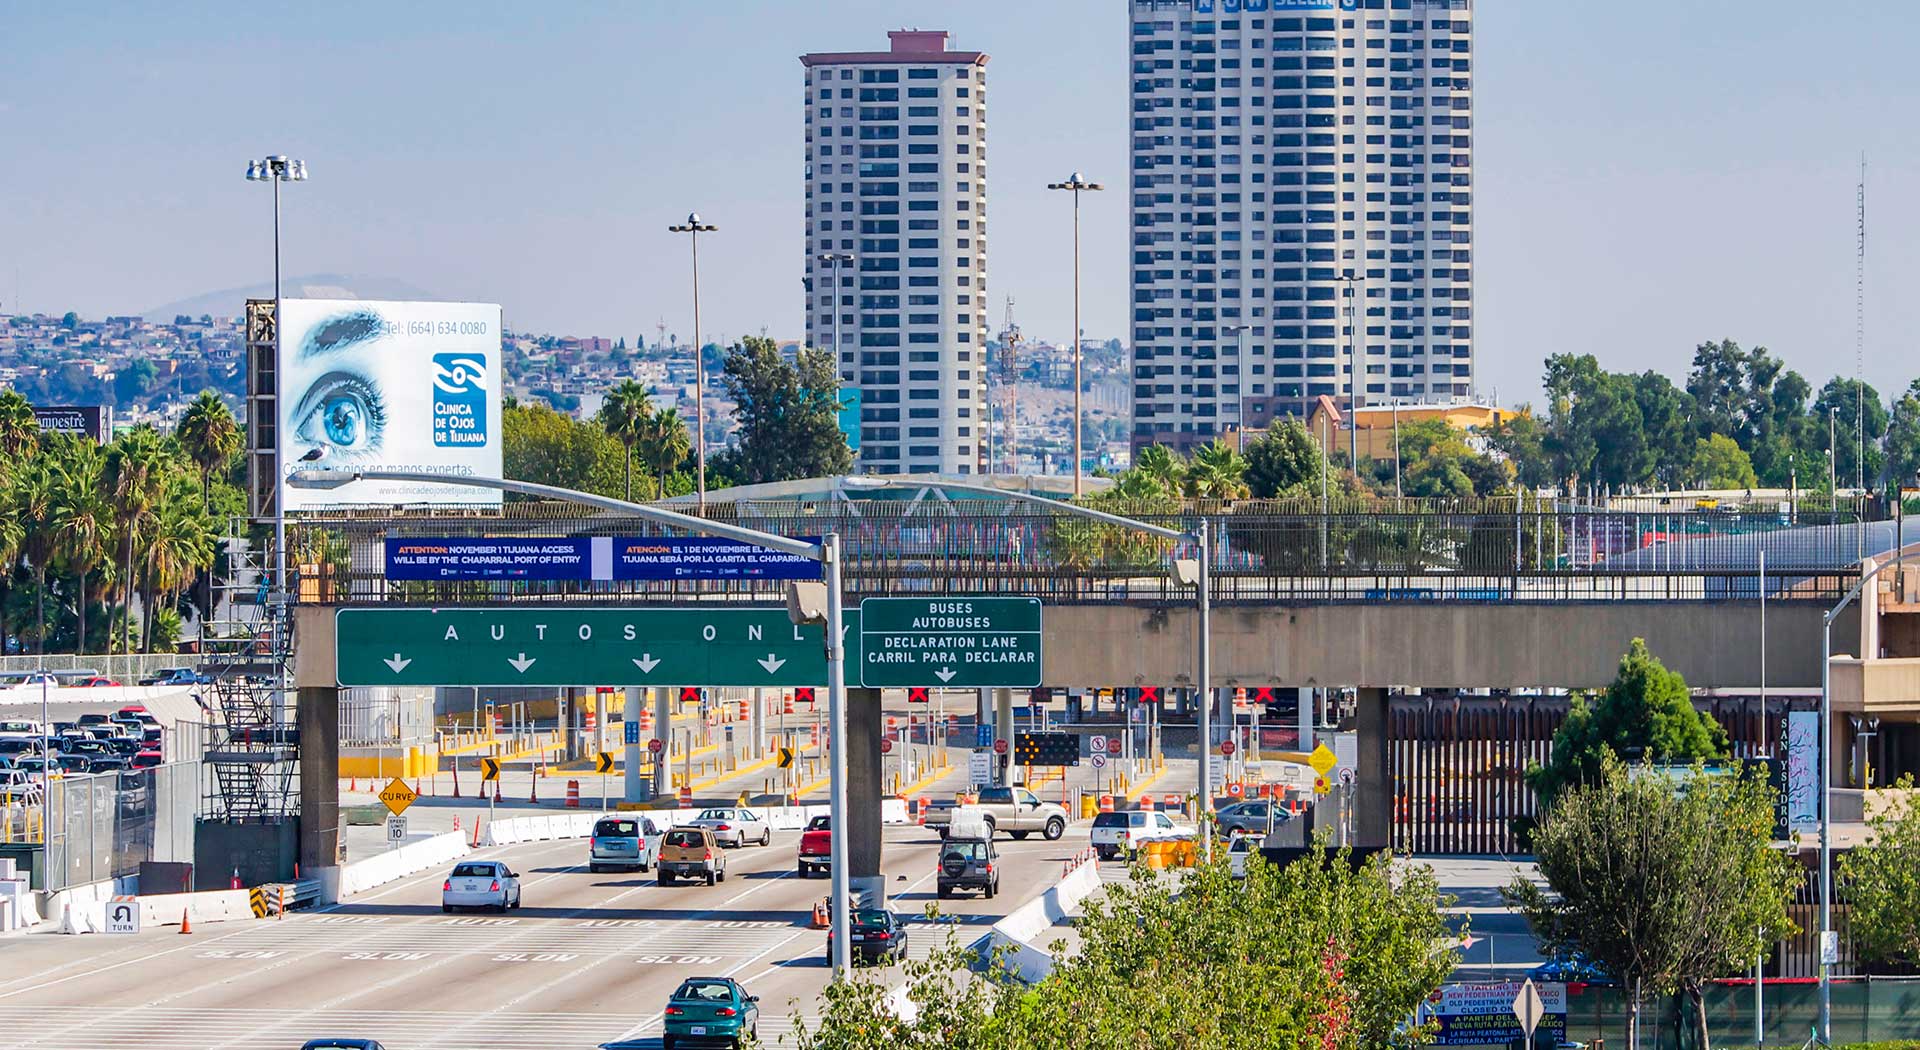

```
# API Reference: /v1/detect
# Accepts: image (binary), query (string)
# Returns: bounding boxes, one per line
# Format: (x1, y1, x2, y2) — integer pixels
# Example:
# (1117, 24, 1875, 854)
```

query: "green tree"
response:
(1183, 438, 1249, 499)
(1685, 339, 1749, 443)
(59, 311, 79, 331)
(1811, 376, 1888, 487)
(1506, 758, 1801, 1050)
(140, 476, 215, 651)
(1633, 370, 1696, 487)
(1836, 775, 1920, 967)
(1243, 420, 1324, 498)
(638, 408, 692, 496)
(596, 379, 653, 501)
(0, 389, 40, 460)
(1686, 433, 1758, 489)
(718, 337, 852, 485)
(1526, 638, 1729, 805)
(1130, 443, 1186, 496)
(176, 390, 242, 510)
(101, 426, 172, 656)
(502, 402, 632, 501)
(1881, 380, 1920, 489)
(1485, 410, 1554, 490)
(12, 457, 60, 652)
(113, 359, 157, 408)
(50, 435, 111, 655)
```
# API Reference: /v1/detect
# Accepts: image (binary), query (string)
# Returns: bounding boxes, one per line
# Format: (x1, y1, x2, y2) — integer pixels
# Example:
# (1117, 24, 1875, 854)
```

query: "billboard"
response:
(383, 535, 822, 582)
(277, 299, 502, 510)
(32, 405, 112, 443)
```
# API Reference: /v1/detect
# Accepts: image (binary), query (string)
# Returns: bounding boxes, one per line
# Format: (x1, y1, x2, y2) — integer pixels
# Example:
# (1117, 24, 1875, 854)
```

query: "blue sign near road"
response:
(624, 720, 640, 745)
(975, 723, 993, 749)
(384, 535, 821, 582)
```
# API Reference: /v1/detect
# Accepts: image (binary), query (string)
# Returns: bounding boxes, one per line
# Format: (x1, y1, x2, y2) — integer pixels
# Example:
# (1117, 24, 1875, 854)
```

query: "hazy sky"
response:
(2, 1, 1914, 405)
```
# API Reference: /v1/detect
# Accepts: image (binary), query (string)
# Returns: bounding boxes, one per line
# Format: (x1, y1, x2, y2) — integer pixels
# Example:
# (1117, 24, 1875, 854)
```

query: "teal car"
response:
(663, 976, 758, 1049)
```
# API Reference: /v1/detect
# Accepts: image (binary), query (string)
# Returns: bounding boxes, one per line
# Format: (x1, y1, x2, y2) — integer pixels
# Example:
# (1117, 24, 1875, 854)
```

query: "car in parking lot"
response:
(827, 908, 909, 965)
(138, 667, 213, 686)
(685, 807, 770, 848)
(589, 814, 659, 873)
(442, 860, 521, 912)
(74, 677, 120, 688)
(1214, 799, 1290, 839)
(130, 750, 164, 770)
(1090, 809, 1193, 860)
(662, 976, 758, 1050)
(658, 827, 727, 885)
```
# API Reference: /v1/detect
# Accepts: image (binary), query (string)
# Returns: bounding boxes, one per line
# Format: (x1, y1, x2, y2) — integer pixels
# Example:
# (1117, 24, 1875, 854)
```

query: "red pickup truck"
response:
(796, 815, 831, 877)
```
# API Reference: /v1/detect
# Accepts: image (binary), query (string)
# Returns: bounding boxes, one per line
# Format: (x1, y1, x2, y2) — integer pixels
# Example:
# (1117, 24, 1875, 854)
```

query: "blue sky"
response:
(1, 1, 1914, 405)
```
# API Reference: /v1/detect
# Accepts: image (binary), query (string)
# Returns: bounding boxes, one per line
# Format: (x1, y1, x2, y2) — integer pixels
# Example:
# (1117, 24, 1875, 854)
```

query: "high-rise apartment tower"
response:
(802, 30, 991, 475)
(1128, 0, 1473, 454)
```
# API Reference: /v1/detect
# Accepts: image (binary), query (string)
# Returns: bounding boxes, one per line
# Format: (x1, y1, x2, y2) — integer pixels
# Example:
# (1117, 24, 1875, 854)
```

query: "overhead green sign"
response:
(857, 597, 1043, 688)
(335, 608, 858, 688)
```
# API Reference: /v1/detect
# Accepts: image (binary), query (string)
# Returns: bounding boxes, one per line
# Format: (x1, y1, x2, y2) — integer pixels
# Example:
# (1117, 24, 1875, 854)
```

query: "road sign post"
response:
(856, 597, 1042, 688)
(1513, 978, 1545, 1044)
(386, 814, 408, 846)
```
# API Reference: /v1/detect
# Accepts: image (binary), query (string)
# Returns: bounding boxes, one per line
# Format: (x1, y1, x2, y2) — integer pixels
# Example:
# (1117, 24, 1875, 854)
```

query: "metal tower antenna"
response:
(1856, 154, 1866, 492)
(996, 296, 1023, 474)
(656, 316, 668, 349)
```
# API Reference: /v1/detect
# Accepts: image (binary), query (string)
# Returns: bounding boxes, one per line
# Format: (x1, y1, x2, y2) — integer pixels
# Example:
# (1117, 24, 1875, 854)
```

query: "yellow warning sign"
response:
(777, 747, 796, 769)
(1308, 743, 1338, 776)
(377, 777, 418, 816)
(595, 752, 615, 774)
(1313, 774, 1332, 796)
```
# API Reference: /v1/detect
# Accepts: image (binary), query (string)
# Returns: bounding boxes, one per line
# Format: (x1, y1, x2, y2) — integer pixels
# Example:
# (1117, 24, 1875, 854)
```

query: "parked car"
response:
(933, 786, 1069, 841)
(0, 721, 39, 735)
(76, 713, 115, 729)
(1227, 834, 1257, 879)
(442, 860, 520, 912)
(0, 737, 43, 757)
(658, 827, 727, 886)
(86, 756, 129, 774)
(130, 750, 164, 770)
(685, 807, 770, 848)
(50, 754, 92, 775)
(662, 976, 758, 1050)
(58, 738, 110, 757)
(75, 678, 120, 688)
(589, 815, 660, 873)
(300, 1039, 387, 1049)
(796, 815, 831, 877)
(138, 668, 212, 686)
(1090, 810, 1193, 860)
(117, 705, 158, 725)
(105, 738, 144, 756)
(936, 831, 998, 899)
(827, 908, 910, 965)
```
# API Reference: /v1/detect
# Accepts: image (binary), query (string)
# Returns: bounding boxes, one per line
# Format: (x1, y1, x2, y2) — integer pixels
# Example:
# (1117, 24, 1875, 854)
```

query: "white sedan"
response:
(442, 860, 521, 912)
(685, 807, 771, 848)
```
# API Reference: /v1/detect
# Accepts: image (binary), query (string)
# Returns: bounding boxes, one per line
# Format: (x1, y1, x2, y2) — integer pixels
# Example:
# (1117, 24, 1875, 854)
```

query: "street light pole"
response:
(1341, 269, 1359, 471)
(1226, 325, 1251, 452)
(1048, 173, 1103, 497)
(288, 467, 855, 976)
(246, 154, 307, 731)
(669, 213, 718, 510)
(818, 252, 853, 467)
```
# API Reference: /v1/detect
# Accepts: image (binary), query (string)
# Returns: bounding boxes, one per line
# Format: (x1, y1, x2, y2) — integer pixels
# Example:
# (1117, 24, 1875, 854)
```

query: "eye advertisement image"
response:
(277, 298, 503, 509)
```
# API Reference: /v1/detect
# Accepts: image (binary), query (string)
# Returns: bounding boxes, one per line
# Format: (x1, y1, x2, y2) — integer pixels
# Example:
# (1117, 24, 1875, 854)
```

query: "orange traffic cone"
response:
(471, 817, 483, 849)
(179, 908, 192, 935)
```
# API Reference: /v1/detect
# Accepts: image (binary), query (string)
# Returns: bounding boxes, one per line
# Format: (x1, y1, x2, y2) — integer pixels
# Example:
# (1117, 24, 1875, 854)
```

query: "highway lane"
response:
(0, 804, 1092, 1048)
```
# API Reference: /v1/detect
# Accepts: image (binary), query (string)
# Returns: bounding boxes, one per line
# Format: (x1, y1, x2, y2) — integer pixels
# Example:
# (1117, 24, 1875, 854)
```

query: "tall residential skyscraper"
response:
(1128, 0, 1474, 455)
(802, 31, 991, 476)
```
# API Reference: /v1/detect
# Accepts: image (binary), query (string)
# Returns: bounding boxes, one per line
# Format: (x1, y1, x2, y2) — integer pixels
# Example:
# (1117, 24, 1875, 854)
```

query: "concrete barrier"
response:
(139, 889, 252, 928)
(340, 830, 472, 897)
(980, 858, 1102, 983)
(45, 876, 134, 934)
(476, 812, 596, 848)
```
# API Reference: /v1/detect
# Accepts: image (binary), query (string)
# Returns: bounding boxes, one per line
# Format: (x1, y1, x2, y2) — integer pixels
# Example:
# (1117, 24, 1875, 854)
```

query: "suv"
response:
(138, 668, 212, 686)
(658, 827, 727, 886)
(1091, 810, 1192, 860)
(943, 786, 1069, 841)
(936, 834, 998, 899)
(590, 815, 659, 873)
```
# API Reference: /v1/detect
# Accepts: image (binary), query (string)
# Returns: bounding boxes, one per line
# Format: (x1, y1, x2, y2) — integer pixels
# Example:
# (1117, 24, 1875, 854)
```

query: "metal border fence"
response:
(289, 498, 1874, 607)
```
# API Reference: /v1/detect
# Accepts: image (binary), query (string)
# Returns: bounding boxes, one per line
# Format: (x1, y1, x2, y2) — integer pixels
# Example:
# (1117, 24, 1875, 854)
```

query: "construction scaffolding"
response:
(194, 521, 299, 822)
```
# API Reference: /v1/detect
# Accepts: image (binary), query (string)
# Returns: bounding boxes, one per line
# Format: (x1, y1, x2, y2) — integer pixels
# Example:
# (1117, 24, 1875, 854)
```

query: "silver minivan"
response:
(589, 814, 660, 873)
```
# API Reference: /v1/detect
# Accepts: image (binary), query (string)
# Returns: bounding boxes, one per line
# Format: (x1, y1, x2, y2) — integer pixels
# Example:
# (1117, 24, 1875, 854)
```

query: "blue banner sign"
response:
(385, 535, 821, 582)
(385, 537, 592, 581)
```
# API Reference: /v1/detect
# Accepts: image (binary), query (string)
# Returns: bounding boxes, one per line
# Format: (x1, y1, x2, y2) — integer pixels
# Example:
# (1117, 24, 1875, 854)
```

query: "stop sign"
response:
(1220, 738, 1236, 756)
(880, 738, 893, 755)
(993, 739, 1009, 755)
(1108, 736, 1122, 755)
(646, 738, 664, 754)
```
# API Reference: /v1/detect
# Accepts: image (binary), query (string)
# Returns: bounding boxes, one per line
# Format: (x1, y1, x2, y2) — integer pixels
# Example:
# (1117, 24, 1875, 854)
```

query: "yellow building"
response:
(1302, 400, 1521, 462)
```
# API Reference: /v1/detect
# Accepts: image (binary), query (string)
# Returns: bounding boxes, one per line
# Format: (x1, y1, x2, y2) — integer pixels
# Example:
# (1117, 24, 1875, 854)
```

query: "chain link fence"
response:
(39, 762, 196, 892)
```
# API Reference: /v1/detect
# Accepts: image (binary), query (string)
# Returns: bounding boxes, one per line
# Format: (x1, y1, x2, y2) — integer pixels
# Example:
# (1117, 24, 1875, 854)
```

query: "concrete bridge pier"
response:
(846, 687, 886, 908)
(1354, 687, 1391, 849)
(297, 685, 341, 893)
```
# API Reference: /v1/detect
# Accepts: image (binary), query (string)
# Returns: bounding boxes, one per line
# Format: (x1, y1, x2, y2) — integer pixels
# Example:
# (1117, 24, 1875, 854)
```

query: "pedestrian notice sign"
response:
(624, 720, 640, 746)
(968, 750, 993, 786)
(378, 778, 417, 816)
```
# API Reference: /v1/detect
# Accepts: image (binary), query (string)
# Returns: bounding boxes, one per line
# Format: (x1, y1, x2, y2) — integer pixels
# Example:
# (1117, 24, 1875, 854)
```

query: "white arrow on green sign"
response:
(857, 597, 1042, 688)
(335, 608, 858, 687)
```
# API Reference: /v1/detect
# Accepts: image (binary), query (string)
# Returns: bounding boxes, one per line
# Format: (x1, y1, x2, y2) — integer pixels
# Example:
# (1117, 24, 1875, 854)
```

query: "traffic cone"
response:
(493, 779, 503, 804)
(179, 909, 192, 935)
(471, 817, 482, 849)
(529, 772, 539, 804)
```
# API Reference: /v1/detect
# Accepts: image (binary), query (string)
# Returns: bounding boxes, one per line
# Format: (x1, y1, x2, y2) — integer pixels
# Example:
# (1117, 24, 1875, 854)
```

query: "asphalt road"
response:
(0, 806, 1093, 1049)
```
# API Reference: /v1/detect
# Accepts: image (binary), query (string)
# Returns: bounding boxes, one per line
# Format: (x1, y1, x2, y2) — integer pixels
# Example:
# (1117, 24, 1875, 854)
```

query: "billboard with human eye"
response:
(277, 299, 503, 509)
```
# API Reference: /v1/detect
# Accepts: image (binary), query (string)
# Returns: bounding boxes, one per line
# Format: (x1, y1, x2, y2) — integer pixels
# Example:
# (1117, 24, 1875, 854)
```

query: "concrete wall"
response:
(297, 602, 1852, 693)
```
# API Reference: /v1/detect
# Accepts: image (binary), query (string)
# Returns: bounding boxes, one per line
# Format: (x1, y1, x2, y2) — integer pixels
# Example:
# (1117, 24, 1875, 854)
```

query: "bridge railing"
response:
(287, 497, 1874, 606)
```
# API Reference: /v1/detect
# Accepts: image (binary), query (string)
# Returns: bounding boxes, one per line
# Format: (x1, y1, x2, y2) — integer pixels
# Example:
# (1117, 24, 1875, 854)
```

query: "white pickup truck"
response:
(927, 787, 1070, 841)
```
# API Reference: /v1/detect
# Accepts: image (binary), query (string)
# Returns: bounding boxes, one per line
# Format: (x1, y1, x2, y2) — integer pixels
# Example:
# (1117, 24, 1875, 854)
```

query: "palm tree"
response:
(0, 473, 25, 652)
(597, 380, 653, 501)
(176, 391, 241, 511)
(11, 457, 59, 652)
(51, 438, 110, 655)
(102, 427, 170, 658)
(0, 389, 39, 461)
(1184, 439, 1250, 500)
(141, 477, 216, 651)
(639, 408, 692, 496)
(1132, 444, 1184, 497)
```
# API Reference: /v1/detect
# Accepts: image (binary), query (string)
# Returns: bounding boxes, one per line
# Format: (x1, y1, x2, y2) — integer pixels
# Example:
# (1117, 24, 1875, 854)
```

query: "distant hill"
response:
(143, 274, 443, 322)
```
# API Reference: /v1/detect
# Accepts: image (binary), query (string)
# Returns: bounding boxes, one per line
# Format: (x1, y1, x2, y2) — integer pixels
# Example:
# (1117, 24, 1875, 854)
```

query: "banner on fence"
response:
(1426, 981, 1566, 1046)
